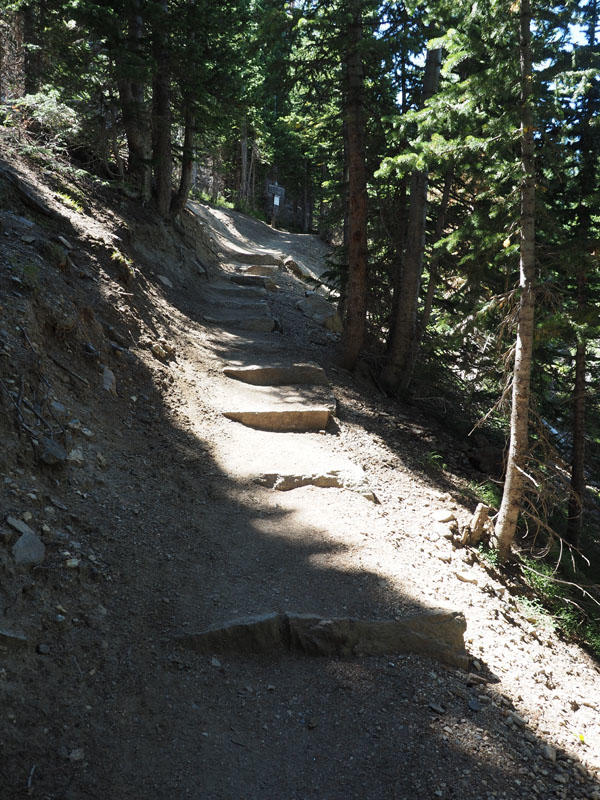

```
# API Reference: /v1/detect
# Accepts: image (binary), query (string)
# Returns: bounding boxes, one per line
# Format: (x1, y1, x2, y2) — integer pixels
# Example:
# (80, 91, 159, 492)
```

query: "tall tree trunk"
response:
(0, 10, 25, 100)
(418, 169, 453, 341)
(117, 0, 151, 202)
(339, 0, 368, 371)
(170, 102, 195, 216)
(303, 157, 311, 233)
(496, 0, 536, 563)
(566, 0, 597, 545)
(384, 177, 409, 353)
(380, 47, 442, 394)
(151, 0, 172, 218)
(240, 117, 248, 206)
(22, 2, 44, 94)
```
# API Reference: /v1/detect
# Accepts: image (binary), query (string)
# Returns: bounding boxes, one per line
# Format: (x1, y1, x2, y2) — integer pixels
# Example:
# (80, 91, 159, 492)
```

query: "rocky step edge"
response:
(174, 609, 469, 669)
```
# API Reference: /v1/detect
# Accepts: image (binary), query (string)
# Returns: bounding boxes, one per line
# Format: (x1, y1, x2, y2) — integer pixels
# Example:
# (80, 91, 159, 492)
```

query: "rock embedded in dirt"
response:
(435, 510, 456, 524)
(49, 400, 68, 418)
(157, 274, 173, 289)
(0, 627, 28, 647)
(543, 745, 557, 762)
(67, 448, 85, 467)
(102, 366, 117, 396)
(6, 515, 37, 537)
(39, 436, 67, 467)
(12, 529, 46, 566)
(295, 295, 343, 333)
(151, 342, 168, 360)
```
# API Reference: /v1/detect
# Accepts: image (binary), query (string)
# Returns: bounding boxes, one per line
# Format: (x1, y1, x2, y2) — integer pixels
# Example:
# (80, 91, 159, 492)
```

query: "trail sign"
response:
(267, 182, 285, 199)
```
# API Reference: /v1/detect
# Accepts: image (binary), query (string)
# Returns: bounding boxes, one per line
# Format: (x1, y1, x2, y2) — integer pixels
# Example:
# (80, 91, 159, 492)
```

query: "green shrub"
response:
(17, 88, 81, 146)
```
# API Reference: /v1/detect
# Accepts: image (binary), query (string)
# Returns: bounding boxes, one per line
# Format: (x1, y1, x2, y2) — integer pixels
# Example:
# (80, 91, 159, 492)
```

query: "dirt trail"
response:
(95, 205, 600, 800)
(1, 181, 600, 800)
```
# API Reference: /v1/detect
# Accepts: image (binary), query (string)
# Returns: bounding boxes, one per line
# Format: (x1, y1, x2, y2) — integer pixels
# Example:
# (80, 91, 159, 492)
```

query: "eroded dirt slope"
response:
(1, 141, 599, 800)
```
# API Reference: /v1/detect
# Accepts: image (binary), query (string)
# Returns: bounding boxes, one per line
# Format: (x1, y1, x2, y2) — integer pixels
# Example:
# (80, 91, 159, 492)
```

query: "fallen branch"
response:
(48, 353, 89, 386)
(520, 562, 600, 607)
(0, 377, 37, 437)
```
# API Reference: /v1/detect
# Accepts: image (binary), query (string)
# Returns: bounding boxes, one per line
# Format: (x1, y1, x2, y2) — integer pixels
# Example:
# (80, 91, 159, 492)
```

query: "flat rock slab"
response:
(257, 469, 377, 502)
(217, 382, 336, 432)
(12, 530, 45, 566)
(223, 363, 327, 386)
(175, 610, 468, 668)
(238, 265, 280, 277)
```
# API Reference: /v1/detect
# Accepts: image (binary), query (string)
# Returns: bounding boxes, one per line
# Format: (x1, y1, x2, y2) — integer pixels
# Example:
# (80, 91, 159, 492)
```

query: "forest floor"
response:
(1, 139, 600, 800)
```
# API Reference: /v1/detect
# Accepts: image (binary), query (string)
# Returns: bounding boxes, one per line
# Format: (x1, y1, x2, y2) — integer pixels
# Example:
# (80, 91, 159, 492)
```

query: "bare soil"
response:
(1, 140, 600, 800)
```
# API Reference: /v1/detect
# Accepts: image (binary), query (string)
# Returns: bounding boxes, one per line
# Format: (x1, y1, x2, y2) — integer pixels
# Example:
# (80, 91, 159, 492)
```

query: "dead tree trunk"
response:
(496, 0, 536, 563)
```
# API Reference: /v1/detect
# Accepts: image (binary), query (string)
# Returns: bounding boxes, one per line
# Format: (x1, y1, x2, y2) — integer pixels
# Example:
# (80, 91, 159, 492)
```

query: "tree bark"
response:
(496, 0, 536, 563)
(116, 0, 151, 202)
(151, 0, 172, 218)
(380, 47, 442, 394)
(22, 2, 46, 95)
(339, 0, 368, 371)
(170, 103, 195, 216)
(240, 116, 248, 206)
(418, 169, 453, 341)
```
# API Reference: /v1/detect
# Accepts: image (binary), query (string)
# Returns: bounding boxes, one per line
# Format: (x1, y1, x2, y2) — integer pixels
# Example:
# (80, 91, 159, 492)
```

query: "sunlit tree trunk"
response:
(496, 0, 536, 563)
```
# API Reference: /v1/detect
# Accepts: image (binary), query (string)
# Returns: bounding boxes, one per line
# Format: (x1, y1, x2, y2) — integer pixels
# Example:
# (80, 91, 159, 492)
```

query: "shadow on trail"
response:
(0, 164, 596, 799)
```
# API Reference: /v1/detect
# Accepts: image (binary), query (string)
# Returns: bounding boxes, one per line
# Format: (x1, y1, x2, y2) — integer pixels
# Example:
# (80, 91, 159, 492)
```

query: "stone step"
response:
(229, 274, 266, 288)
(175, 609, 469, 668)
(206, 282, 268, 300)
(217, 382, 336, 432)
(224, 406, 331, 432)
(203, 309, 276, 333)
(257, 469, 377, 502)
(223, 363, 327, 386)
(212, 425, 370, 490)
(221, 249, 282, 266)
